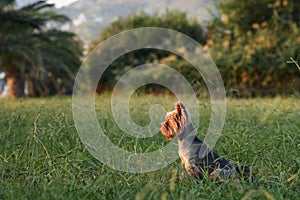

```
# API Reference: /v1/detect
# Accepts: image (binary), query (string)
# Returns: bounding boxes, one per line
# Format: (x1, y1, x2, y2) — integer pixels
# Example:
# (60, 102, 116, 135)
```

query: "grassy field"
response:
(0, 94, 299, 199)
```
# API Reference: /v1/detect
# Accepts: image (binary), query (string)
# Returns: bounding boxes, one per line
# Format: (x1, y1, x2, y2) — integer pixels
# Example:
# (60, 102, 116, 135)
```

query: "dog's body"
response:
(160, 102, 248, 179)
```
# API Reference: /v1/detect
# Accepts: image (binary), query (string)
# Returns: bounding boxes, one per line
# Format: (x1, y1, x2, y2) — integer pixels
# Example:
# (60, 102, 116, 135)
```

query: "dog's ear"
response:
(175, 101, 186, 115)
(175, 101, 188, 125)
(175, 101, 183, 113)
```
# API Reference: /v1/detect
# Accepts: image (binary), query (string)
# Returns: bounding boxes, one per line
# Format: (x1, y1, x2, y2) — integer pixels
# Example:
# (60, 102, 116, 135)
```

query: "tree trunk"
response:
(28, 77, 43, 97)
(7, 72, 25, 98)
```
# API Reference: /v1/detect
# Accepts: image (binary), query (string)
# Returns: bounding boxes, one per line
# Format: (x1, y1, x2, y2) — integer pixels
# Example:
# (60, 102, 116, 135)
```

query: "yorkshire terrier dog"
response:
(160, 102, 249, 179)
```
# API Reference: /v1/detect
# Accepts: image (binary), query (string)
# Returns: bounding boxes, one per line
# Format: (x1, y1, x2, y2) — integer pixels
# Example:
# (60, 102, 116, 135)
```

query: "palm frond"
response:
(0, 0, 15, 10)
(20, 0, 54, 11)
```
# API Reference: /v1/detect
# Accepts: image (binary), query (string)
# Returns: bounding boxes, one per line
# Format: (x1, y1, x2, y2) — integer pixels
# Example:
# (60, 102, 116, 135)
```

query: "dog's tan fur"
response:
(160, 103, 188, 140)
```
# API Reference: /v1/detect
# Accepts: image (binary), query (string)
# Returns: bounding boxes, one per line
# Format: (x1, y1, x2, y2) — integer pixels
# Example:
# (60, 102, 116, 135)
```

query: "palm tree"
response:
(0, 0, 82, 98)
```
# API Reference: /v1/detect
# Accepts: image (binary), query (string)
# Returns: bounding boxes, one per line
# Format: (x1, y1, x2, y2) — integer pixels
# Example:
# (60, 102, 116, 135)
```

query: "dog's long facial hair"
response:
(160, 102, 250, 179)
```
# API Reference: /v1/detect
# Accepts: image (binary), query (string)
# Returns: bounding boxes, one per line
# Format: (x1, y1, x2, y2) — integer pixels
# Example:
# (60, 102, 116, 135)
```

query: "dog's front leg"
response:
(188, 158, 204, 179)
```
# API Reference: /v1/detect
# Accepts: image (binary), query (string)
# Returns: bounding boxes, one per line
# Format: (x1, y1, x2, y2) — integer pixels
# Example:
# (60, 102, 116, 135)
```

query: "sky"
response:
(17, 0, 78, 8)
(47, 0, 78, 8)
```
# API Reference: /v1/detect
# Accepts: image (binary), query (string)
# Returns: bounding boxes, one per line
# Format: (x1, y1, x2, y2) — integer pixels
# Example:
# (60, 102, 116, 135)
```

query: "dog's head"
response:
(160, 102, 190, 140)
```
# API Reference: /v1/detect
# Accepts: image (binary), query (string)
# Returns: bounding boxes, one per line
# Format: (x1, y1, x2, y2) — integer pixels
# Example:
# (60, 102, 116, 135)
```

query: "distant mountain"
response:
(56, 0, 220, 44)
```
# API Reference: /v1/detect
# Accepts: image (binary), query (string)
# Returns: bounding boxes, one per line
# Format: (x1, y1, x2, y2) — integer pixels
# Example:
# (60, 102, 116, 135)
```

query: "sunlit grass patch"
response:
(0, 95, 299, 199)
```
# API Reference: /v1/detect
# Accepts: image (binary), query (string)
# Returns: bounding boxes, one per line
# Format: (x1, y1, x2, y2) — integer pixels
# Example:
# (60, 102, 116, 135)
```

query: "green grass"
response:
(0, 94, 299, 199)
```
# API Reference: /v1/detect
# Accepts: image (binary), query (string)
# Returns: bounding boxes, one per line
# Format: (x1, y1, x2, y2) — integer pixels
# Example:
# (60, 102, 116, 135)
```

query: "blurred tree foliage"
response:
(89, 10, 206, 94)
(91, 1, 299, 96)
(206, 0, 300, 96)
(0, 0, 83, 98)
